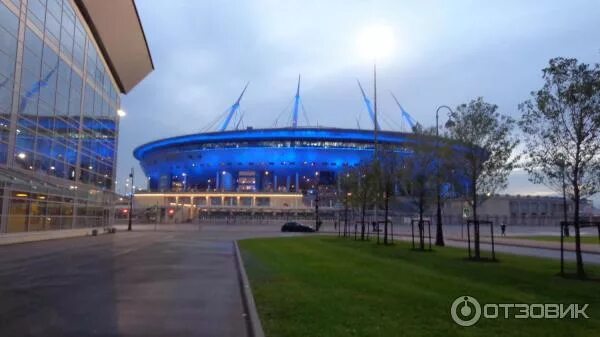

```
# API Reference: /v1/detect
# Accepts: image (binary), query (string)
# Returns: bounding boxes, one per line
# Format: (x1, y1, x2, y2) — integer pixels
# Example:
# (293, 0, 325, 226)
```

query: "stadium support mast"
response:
(292, 75, 301, 128)
(357, 79, 380, 131)
(391, 92, 420, 132)
(219, 82, 249, 132)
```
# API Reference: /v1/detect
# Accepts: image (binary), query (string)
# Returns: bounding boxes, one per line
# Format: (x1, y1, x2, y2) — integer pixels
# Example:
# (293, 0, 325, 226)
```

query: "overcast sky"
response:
(117, 0, 600, 202)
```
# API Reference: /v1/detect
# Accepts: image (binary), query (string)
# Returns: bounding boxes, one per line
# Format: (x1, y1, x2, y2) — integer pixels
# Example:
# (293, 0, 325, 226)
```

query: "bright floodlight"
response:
(117, 109, 126, 117)
(356, 24, 395, 60)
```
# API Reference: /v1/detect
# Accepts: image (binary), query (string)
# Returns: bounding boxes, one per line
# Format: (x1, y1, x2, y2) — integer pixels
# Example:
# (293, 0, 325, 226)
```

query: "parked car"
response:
(281, 222, 315, 232)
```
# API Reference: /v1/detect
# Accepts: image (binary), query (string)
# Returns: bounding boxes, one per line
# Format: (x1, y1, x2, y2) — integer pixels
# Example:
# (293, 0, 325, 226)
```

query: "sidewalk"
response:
(0, 227, 108, 246)
(0, 230, 250, 336)
(445, 235, 600, 254)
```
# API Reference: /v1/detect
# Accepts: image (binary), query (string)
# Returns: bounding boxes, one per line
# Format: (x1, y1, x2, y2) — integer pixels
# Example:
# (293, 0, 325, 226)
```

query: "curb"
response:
(444, 237, 600, 255)
(234, 241, 265, 337)
(340, 231, 600, 255)
(0, 227, 111, 246)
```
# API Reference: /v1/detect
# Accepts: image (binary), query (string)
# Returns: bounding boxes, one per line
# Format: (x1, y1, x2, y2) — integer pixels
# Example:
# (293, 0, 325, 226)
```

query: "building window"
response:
(256, 197, 270, 207)
(209, 197, 222, 206)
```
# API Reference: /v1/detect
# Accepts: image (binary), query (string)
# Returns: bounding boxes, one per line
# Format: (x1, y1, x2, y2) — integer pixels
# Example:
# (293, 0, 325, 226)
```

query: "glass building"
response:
(0, 0, 152, 232)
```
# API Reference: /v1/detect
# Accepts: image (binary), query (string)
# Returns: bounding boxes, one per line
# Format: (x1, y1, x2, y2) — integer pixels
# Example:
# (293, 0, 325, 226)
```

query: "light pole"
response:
(128, 167, 134, 231)
(345, 192, 351, 237)
(315, 171, 320, 231)
(357, 24, 393, 236)
(356, 23, 393, 157)
(435, 105, 455, 246)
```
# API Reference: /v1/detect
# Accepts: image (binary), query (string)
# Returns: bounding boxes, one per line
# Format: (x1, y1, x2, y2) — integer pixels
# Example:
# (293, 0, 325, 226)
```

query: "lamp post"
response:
(345, 192, 351, 237)
(315, 171, 320, 231)
(356, 23, 392, 151)
(435, 105, 455, 246)
(357, 24, 393, 235)
(128, 167, 134, 231)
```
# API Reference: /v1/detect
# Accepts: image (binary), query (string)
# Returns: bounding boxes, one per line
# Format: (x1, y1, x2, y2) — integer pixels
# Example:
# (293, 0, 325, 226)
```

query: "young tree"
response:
(448, 97, 519, 259)
(338, 168, 360, 238)
(434, 131, 460, 247)
(344, 161, 378, 241)
(519, 57, 600, 278)
(400, 130, 438, 250)
(378, 144, 404, 245)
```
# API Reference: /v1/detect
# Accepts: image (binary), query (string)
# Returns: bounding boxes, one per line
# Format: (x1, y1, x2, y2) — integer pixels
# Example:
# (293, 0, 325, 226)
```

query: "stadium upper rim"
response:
(133, 126, 454, 160)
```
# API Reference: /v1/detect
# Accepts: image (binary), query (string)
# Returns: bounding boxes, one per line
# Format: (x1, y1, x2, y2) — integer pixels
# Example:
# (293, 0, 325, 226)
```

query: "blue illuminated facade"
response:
(134, 127, 443, 193)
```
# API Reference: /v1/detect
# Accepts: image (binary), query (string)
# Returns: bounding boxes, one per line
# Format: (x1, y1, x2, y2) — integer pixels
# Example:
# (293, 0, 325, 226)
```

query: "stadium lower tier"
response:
(141, 146, 384, 192)
(133, 127, 468, 193)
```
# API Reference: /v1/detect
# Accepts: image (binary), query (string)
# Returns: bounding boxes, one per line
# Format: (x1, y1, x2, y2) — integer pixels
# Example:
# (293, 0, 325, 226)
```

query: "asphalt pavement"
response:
(0, 230, 249, 337)
(0, 223, 598, 337)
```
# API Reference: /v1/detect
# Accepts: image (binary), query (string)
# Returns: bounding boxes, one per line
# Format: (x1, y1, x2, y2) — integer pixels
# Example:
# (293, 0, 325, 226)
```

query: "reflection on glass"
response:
(0, 0, 121, 232)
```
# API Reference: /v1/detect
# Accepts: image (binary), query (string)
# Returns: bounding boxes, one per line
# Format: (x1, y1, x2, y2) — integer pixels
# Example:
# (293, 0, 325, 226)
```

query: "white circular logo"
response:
(451, 295, 482, 326)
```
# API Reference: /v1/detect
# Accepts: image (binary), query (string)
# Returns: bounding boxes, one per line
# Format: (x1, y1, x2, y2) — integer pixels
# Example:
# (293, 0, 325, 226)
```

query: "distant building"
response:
(0, 0, 153, 233)
(443, 194, 594, 227)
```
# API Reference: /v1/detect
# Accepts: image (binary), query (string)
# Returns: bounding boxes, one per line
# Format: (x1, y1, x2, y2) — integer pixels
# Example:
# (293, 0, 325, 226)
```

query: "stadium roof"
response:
(133, 127, 430, 160)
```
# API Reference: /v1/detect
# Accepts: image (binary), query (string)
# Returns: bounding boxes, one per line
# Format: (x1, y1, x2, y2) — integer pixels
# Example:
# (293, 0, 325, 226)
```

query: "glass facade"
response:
(0, 0, 120, 233)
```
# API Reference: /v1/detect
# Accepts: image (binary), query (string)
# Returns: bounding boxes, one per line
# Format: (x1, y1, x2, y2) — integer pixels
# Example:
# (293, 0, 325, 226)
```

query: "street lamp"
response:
(345, 192, 352, 237)
(128, 167, 134, 231)
(435, 105, 455, 246)
(356, 24, 394, 235)
(356, 24, 394, 159)
(315, 171, 321, 231)
(117, 109, 126, 118)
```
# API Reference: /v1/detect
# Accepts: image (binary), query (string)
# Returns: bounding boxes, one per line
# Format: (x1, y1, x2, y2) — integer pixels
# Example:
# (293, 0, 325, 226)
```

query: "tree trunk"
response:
(419, 196, 425, 250)
(361, 197, 366, 241)
(562, 165, 568, 227)
(354, 208, 358, 240)
(384, 187, 389, 245)
(473, 184, 480, 259)
(573, 172, 585, 278)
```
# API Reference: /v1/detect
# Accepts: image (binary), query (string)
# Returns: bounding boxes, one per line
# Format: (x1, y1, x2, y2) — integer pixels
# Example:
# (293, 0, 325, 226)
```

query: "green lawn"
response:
(513, 235, 599, 245)
(239, 236, 600, 337)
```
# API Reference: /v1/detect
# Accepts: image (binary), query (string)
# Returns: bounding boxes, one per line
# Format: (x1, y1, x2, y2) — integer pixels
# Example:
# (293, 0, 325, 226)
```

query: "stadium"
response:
(131, 79, 464, 222)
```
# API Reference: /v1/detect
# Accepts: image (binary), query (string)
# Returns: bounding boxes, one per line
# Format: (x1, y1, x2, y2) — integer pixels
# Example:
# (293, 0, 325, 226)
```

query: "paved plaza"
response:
(0, 223, 598, 336)
(0, 227, 285, 337)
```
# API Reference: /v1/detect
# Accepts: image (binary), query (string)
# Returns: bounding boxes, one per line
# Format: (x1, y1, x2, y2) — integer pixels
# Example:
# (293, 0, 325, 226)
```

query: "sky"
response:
(117, 0, 600, 202)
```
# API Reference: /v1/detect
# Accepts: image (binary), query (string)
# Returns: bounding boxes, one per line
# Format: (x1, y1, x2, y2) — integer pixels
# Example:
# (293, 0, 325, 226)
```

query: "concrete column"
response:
(286, 176, 291, 192)
(0, 187, 11, 233)
(295, 172, 299, 192)
(215, 172, 219, 191)
(274, 175, 278, 192)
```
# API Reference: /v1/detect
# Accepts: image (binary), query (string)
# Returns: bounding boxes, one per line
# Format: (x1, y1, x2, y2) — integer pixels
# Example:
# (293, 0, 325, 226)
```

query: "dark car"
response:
(281, 222, 315, 232)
